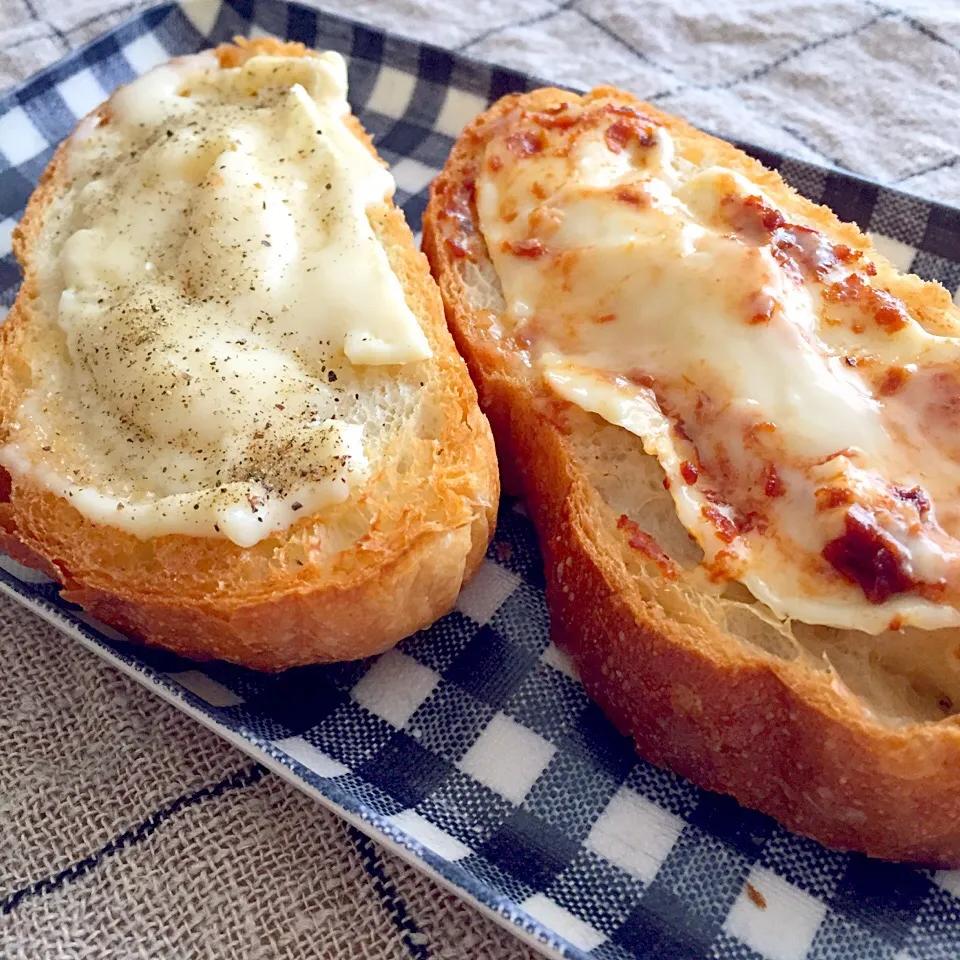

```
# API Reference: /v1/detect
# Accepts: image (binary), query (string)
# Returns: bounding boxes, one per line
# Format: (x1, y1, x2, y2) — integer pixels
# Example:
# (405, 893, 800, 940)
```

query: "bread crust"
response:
(423, 85, 960, 864)
(0, 38, 498, 671)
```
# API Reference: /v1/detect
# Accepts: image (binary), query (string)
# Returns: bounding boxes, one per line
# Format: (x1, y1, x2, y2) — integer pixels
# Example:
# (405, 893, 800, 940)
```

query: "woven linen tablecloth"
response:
(1, 1, 958, 958)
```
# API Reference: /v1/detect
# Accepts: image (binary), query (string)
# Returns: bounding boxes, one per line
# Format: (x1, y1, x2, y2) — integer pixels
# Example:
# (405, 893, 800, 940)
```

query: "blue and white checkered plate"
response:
(3, 3, 960, 958)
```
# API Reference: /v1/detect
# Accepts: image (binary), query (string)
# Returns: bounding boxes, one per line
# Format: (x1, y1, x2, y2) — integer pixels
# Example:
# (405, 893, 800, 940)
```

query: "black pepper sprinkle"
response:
(290, 501, 303, 511)
(328, 371, 337, 383)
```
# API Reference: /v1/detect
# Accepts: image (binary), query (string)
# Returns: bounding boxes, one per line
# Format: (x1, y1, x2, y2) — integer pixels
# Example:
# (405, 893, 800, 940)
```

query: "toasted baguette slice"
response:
(0, 39, 498, 671)
(424, 85, 960, 864)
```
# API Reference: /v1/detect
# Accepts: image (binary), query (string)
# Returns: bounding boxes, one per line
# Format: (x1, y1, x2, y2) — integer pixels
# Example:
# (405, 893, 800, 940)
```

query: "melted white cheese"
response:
(477, 112, 960, 633)
(3, 51, 431, 548)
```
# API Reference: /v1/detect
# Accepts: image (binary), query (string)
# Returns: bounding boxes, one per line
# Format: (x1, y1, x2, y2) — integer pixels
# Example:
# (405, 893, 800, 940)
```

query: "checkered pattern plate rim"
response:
(2, 3, 960, 959)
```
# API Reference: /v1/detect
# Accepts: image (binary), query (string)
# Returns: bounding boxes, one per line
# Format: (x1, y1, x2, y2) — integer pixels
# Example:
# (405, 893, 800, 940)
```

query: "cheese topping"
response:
(476, 99, 960, 634)
(3, 51, 431, 548)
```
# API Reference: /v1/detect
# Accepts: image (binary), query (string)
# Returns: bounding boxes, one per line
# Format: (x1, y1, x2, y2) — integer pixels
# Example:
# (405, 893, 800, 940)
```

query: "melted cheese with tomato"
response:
(475, 100, 960, 634)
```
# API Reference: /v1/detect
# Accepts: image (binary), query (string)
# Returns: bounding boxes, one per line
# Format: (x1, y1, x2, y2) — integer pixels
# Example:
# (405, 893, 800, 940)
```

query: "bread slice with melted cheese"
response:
(0, 38, 498, 671)
(423, 85, 960, 864)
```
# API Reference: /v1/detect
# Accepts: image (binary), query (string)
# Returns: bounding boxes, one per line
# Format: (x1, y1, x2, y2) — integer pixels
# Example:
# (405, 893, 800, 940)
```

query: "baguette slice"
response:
(0, 38, 498, 671)
(423, 86, 960, 864)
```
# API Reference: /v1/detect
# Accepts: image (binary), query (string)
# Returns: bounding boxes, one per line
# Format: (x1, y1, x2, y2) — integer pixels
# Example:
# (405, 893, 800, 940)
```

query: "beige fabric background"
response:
(0, 1, 957, 958)
(0, 603, 540, 960)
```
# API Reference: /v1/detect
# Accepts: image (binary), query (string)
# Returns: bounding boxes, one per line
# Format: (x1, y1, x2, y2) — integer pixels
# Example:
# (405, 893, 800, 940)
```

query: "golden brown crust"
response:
(0, 38, 499, 671)
(423, 85, 960, 864)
